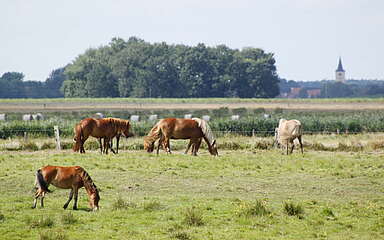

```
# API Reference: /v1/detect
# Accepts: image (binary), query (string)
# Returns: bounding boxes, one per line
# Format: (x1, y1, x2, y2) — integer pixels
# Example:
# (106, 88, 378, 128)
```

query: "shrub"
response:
(182, 206, 204, 226)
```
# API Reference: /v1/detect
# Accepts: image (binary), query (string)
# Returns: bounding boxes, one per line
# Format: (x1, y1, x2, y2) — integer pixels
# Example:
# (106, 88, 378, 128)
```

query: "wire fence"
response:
(0, 128, 379, 139)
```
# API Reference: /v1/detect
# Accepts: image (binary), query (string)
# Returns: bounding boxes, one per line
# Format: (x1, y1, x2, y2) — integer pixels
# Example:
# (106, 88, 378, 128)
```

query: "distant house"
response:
(306, 89, 321, 98)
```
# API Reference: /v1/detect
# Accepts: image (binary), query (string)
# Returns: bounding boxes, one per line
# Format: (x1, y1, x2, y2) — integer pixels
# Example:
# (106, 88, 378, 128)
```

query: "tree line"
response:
(61, 37, 279, 98)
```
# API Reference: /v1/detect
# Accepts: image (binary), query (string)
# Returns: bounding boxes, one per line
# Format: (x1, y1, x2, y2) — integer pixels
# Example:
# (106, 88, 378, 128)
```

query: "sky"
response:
(1, 0, 383, 82)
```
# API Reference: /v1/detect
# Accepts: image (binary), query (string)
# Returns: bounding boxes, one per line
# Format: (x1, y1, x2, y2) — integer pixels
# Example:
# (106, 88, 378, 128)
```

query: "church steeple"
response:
(335, 57, 346, 82)
(336, 57, 345, 72)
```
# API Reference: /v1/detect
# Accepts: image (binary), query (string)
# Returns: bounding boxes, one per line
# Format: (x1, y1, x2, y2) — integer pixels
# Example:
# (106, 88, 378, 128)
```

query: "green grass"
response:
(0, 144, 384, 239)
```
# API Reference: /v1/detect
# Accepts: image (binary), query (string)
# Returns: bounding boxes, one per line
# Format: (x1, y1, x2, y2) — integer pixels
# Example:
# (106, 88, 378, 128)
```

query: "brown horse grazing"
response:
(32, 165, 100, 211)
(144, 118, 218, 156)
(73, 117, 131, 154)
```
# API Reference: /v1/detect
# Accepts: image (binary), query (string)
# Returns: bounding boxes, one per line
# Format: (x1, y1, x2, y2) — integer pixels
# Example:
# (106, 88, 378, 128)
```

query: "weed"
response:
(0, 212, 4, 222)
(283, 201, 304, 218)
(182, 206, 204, 226)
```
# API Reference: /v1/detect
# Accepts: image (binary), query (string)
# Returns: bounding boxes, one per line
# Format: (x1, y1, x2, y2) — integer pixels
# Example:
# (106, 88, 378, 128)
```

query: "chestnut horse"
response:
(73, 118, 131, 154)
(144, 118, 218, 156)
(32, 165, 100, 211)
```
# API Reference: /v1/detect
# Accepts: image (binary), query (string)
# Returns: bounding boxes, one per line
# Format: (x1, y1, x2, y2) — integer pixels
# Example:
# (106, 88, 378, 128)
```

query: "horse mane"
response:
(80, 169, 98, 194)
(144, 122, 161, 145)
(192, 118, 215, 146)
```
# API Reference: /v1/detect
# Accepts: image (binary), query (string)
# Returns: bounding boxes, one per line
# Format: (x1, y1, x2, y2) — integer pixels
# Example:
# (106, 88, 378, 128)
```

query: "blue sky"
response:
(1, 0, 383, 81)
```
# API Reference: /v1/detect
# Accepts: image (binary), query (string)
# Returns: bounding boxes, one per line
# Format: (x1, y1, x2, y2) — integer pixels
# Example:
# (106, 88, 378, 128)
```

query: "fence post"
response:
(252, 129, 255, 137)
(54, 126, 61, 150)
(24, 131, 28, 142)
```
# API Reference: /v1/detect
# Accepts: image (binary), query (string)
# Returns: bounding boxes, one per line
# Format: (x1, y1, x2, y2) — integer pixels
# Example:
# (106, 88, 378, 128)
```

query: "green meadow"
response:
(0, 140, 383, 239)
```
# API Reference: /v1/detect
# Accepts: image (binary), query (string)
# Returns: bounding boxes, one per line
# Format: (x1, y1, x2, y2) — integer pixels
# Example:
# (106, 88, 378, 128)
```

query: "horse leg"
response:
(290, 140, 295, 154)
(298, 136, 304, 154)
(80, 136, 88, 154)
(286, 140, 289, 155)
(116, 135, 120, 154)
(165, 138, 171, 154)
(193, 138, 202, 156)
(99, 138, 103, 154)
(40, 192, 46, 208)
(73, 188, 79, 210)
(185, 140, 193, 154)
(63, 189, 74, 209)
(32, 190, 41, 209)
(110, 138, 117, 154)
(157, 136, 163, 155)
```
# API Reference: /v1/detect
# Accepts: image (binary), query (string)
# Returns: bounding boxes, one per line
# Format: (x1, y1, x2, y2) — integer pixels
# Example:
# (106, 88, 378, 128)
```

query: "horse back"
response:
(160, 118, 203, 139)
(41, 166, 84, 189)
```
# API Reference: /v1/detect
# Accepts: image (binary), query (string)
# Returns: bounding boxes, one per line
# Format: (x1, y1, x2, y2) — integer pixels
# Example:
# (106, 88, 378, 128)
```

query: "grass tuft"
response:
(236, 200, 270, 217)
(39, 230, 67, 240)
(61, 212, 77, 225)
(29, 216, 55, 228)
(182, 206, 204, 226)
(112, 196, 137, 210)
(143, 200, 162, 211)
(0, 212, 4, 222)
(170, 231, 192, 240)
(283, 201, 304, 218)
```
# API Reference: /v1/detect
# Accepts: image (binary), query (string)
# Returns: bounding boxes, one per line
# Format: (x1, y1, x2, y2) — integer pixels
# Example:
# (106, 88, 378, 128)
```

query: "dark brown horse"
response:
(32, 165, 100, 211)
(144, 118, 218, 156)
(73, 118, 131, 154)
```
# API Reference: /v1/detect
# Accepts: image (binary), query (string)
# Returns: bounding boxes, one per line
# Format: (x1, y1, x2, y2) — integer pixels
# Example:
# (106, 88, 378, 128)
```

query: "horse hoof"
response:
(63, 205, 68, 209)
(73, 207, 78, 210)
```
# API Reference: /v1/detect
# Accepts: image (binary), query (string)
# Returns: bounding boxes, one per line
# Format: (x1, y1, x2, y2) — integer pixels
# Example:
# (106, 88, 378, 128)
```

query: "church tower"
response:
(335, 57, 346, 82)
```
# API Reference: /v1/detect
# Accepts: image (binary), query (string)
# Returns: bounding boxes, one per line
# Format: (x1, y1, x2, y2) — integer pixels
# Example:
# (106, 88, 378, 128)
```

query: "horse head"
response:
(143, 137, 155, 153)
(89, 187, 100, 211)
(208, 140, 219, 156)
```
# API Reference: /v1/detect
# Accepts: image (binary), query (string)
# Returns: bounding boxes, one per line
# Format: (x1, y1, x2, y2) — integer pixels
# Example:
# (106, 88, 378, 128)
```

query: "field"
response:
(0, 98, 384, 239)
(0, 135, 384, 240)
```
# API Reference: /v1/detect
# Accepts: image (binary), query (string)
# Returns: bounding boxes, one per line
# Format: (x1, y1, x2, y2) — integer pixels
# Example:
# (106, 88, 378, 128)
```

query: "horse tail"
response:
(73, 124, 84, 152)
(35, 169, 51, 193)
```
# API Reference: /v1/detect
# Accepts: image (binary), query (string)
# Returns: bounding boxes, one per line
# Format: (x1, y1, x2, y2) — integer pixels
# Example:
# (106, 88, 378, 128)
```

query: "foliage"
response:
(62, 37, 279, 98)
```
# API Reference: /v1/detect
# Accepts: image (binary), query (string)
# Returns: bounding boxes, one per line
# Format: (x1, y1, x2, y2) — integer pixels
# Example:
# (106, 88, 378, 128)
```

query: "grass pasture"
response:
(0, 141, 384, 239)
